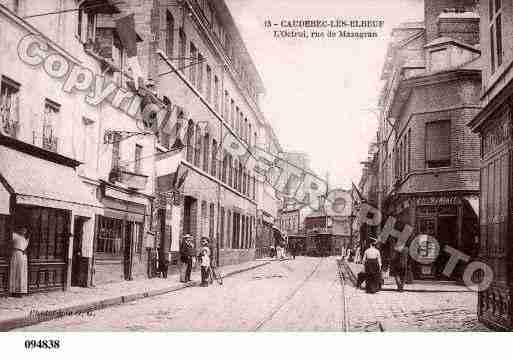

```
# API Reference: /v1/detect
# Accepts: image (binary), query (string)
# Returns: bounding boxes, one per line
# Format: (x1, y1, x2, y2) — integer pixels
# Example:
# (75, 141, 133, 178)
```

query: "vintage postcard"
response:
(0, 0, 509, 355)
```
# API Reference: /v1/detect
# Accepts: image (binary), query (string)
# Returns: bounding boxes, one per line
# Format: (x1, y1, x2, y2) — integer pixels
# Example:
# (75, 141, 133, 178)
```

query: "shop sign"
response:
(482, 112, 511, 156)
(415, 196, 460, 206)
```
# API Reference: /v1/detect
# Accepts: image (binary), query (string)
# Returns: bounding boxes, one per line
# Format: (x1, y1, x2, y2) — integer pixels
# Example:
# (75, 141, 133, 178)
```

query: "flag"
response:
(351, 182, 365, 205)
(115, 14, 144, 89)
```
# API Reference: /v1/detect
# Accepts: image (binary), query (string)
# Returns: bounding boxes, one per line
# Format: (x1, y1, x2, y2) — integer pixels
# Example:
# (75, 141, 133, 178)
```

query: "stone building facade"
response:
(0, 0, 160, 292)
(468, 0, 513, 331)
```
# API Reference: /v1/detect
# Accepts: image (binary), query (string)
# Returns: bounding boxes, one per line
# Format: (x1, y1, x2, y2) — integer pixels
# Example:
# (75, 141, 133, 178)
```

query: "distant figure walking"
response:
(9, 227, 29, 297)
(362, 239, 382, 294)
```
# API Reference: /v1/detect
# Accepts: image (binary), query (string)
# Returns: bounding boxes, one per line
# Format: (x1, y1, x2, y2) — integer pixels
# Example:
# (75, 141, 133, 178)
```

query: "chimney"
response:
(424, 0, 478, 43)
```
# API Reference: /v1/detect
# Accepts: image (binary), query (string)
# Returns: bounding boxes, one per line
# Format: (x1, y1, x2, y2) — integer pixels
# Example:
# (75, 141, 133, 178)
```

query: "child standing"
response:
(199, 238, 211, 287)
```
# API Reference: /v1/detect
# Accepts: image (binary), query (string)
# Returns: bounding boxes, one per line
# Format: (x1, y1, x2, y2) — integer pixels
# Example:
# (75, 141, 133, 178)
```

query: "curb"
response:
(0, 261, 271, 331)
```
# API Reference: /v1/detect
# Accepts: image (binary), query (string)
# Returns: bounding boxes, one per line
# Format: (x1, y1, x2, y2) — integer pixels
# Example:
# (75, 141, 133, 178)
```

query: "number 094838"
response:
(24, 339, 60, 349)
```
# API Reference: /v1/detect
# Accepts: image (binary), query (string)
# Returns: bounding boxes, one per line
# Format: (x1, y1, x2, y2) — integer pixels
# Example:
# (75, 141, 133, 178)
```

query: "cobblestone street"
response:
(14, 257, 489, 331)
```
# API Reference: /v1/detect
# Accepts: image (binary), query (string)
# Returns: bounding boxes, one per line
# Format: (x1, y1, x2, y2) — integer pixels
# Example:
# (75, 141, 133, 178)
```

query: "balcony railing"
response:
(42, 134, 58, 152)
(109, 163, 148, 191)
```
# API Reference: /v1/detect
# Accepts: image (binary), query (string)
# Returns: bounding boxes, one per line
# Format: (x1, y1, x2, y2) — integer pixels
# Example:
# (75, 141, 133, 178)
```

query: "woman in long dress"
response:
(362, 239, 382, 294)
(9, 227, 29, 297)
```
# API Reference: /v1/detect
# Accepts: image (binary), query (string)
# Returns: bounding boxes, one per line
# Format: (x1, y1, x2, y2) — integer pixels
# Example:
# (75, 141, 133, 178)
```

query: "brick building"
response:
(468, 0, 513, 330)
(376, 0, 482, 280)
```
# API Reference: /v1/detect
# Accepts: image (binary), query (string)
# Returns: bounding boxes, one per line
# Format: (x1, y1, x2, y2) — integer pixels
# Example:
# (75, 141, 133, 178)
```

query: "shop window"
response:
(425, 120, 450, 168)
(0, 76, 20, 139)
(96, 216, 123, 256)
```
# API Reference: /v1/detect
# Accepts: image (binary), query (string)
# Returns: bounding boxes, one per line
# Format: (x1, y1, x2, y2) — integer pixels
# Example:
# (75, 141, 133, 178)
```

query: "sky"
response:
(226, 0, 424, 190)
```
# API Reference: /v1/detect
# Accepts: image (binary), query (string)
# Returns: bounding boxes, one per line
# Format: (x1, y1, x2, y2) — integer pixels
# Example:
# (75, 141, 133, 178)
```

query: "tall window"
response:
(408, 128, 411, 171)
(134, 144, 143, 174)
(231, 101, 235, 128)
(194, 123, 202, 167)
(166, 11, 174, 58)
(197, 53, 204, 92)
(178, 28, 186, 70)
(203, 132, 210, 173)
(425, 120, 450, 168)
(211, 139, 218, 177)
(186, 121, 194, 163)
(224, 91, 229, 120)
(0, 76, 20, 139)
(77, 4, 97, 43)
(222, 151, 228, 182)
(42, 99, 60, 152)
(111, 132, 122, 171)
(220, 207, 225, 248)
(248, 123, 252, 146)
(189, 43, 197, 85)
(206, 65, 212, 102)
(214, 76, 220, 111)
(209, 203, 215, 239)
(489, 0, 503, 73)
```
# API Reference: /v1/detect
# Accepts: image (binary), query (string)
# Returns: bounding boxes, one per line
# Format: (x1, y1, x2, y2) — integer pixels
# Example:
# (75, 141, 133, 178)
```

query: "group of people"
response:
(270, 238, 297, 260)
(178, 234, 219, 287)
(356, 238, 409, 293)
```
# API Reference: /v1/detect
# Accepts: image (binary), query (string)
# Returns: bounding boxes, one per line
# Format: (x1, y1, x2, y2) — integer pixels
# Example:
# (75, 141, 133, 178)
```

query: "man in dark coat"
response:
(180, 234, 195, 282)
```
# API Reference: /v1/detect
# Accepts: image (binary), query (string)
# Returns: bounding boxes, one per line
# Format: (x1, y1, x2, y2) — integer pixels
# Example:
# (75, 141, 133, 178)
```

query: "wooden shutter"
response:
(426, 120, 450, 162)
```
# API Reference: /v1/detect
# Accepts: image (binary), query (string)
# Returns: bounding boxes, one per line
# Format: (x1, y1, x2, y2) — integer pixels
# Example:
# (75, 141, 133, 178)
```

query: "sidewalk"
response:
(341, 260, 489, 331)
(345, 261, 472, 292)
(0, 259, 271, 331)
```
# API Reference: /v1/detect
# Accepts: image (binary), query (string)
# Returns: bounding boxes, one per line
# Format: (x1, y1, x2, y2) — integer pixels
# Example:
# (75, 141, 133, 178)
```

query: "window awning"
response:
(0, 143, 103, 217)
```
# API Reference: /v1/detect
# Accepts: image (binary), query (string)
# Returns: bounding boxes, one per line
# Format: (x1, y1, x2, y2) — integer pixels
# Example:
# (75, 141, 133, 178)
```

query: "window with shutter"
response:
(425, 120, 450, 168)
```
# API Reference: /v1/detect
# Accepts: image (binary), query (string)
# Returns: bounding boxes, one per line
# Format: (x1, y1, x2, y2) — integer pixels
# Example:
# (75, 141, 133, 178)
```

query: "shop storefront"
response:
(0, 136, 101, 295)
(385, 193, 478, 280)
(470, 103, 512, 330)
(92, 181, 151, 285)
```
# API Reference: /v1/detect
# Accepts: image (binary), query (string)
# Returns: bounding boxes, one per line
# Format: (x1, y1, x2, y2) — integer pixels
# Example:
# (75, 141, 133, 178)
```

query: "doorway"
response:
(71, 216, 87, 287)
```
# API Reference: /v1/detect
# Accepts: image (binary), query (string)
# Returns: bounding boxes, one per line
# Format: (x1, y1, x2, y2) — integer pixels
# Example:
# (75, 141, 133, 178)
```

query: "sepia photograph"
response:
(0, 0, 511, 355)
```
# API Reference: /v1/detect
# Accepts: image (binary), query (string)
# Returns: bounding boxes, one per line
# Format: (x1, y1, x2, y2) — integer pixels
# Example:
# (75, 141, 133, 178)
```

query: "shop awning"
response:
(0, 143, 103, 217)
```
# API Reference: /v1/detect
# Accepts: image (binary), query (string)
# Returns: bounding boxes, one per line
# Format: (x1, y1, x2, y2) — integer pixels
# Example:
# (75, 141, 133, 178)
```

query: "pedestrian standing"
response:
(180, 234, 194, 283)
(289, 238, 296, 260)
(362, 238, 382, 294)
(9, 226, 29, 297)
(198, 238, 211, 287)
(390, 244, 408, 292)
